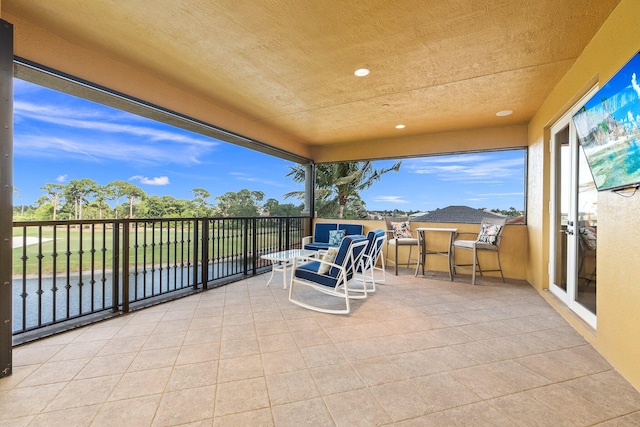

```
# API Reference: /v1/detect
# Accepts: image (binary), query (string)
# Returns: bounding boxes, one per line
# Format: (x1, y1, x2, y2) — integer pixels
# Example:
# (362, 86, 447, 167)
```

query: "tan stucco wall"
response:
(527, 0, 640, 390)
(313, 219, 528, 281)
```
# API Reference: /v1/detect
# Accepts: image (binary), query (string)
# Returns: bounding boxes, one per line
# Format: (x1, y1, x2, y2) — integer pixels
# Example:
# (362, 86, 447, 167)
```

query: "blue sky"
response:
(14, 79, 525, 212)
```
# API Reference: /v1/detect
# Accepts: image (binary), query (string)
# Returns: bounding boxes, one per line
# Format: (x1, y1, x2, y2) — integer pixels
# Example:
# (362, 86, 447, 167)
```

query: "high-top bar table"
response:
(415, 227, 458, 280)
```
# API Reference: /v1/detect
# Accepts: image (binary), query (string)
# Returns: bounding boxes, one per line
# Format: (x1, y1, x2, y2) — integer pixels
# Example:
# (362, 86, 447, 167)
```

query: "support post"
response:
(0, 19, 13, 378)
(302, 162, 315, 239)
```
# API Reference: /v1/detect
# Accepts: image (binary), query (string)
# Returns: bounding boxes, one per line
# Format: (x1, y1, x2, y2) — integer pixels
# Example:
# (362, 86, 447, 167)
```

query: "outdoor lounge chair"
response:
(354, 228, 386, 293)
(289, 234, 368, 314)
(452, 216, 507, 285)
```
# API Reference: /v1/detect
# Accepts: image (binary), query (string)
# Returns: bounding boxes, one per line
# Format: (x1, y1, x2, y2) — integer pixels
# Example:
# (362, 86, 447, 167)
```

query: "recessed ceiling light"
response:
(496, 110, 513, 117)
(354, 68, 370, 77)
(395, 124, 406, 129)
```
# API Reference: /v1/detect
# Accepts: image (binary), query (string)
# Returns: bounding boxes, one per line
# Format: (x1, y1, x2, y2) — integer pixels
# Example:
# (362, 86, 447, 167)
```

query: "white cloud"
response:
(476, 192, 524, 197)
(129, 175, 170, 186)
(405, 156, 523, 183)
(15, 134, 206, 166)
(230, 172, 288, 187)
(632, 73, 640, 98)
(56, 174, 67, 183)
(373, 195, 409, 204)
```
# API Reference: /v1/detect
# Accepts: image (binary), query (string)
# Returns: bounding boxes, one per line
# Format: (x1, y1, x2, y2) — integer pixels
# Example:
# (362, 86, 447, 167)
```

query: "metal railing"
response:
(12, 216, 306, 341)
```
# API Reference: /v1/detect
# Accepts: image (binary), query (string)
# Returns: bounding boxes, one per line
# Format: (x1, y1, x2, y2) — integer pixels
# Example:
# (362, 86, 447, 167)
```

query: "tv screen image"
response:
(572, 51, 640, 191)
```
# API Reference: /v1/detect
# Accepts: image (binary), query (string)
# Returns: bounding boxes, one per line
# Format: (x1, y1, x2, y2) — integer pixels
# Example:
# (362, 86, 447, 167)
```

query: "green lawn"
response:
(13, 225, 300, 276)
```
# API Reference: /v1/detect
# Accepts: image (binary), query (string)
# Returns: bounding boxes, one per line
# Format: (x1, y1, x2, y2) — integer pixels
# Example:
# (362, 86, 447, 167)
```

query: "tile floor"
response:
(1, 270, 640, 426)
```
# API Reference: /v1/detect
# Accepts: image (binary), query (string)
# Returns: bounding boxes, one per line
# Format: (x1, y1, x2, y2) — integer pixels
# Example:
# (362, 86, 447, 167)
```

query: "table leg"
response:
(265, 261, 276, 287)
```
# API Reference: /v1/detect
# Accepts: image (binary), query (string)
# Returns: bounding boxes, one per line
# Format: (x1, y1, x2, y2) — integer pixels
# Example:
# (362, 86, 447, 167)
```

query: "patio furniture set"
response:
(261, 217, 507, 314)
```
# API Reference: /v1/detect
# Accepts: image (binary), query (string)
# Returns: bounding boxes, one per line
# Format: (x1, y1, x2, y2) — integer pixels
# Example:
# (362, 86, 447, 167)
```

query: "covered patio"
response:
(2, 271, 639, 426)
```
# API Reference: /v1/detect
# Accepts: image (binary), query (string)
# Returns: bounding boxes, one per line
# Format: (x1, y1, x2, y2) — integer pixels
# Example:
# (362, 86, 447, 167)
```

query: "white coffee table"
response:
(261, 249, 318, 289)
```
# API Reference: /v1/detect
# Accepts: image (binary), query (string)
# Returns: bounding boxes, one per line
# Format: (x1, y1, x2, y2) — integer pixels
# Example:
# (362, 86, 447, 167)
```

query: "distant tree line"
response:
(13, 179, 304, 221)
(13, 161, 405, 221)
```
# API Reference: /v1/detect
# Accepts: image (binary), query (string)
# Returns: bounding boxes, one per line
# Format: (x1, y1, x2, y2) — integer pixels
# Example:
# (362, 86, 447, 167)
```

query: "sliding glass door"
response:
(550, 89, 598, 328)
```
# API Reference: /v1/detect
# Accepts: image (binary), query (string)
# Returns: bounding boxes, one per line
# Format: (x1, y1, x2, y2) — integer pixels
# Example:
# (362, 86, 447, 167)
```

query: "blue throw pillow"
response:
(328, 229, 345, 246)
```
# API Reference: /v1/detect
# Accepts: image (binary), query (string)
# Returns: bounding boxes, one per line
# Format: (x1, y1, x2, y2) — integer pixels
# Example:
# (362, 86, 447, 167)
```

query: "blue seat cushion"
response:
(304, 242, 331, 251)
(294, 261, 339, 288)
(338, 224, 364, 236)
(313, 223, 338, 244)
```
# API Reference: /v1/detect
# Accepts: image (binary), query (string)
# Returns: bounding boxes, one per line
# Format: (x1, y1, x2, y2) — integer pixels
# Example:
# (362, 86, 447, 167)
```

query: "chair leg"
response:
(472, 246, 477, 285)
(496, 251, 505, 283)
(395, 244, 399, 275)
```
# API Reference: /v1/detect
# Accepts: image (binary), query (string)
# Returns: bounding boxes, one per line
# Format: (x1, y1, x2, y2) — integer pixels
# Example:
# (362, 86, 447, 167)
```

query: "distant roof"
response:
(411, 206, 505, 224)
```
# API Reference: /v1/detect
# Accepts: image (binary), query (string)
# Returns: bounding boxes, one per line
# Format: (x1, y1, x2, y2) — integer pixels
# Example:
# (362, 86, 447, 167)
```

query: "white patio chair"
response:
(288, 235, 368, 314)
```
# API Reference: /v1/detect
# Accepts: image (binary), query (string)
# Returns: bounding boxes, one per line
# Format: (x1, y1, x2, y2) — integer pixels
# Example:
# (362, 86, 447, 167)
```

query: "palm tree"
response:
(286, 161, 401, 219)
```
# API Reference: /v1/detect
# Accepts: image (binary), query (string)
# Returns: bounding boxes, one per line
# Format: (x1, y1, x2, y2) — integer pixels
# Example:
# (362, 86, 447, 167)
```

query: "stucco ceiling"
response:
(3, 0, 621, 148)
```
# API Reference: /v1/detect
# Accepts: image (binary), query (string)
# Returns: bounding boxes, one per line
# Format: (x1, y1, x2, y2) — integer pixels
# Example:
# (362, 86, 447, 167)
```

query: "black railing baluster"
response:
(112, 222, 120, 313)
(52, 225, 58, 322)
(122, 220, 130, 314)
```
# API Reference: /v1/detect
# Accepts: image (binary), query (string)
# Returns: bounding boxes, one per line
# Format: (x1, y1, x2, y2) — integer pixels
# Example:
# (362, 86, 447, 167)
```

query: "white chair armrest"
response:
(302, 235, 312, 245)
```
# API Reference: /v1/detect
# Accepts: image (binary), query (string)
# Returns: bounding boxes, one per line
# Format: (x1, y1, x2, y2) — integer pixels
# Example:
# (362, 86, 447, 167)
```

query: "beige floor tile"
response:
(91, 394, 162, 427)
(310, 361, 366, 396)
(167, 360, 218, 391)
(291, 329, 332, 348)
(0, 383, 66, 420)
(271, 397, 334, 427)
(142, 331, 186, 351)
(114, 322, 157, 338)
(18, 358, 90, 387)
(153, 385, 216, 426)
(254, 320, 289, 336)
(108, 367, 172, 401)
(213, 408, 273, 427)
(563, 371, 640, 416)
(217, 354, 264, 383)
(265, 369, 319, 406)
(444, 400, 517, 427)
(73, 325, 122, 342)
(95, 335, 146, 356)
(49, 340, 109, 362)
(76, 353, 136, 380)
(261, 348, 307, 375)
(184, 327, 222, 345)
(154, 318, 192, 335)
(369, 379, 430, 422)
(412, 372, 481, 412)
(176, 342, 220, 365)
(44, 374, 121, 412)
(395, 412, 455, 426)
(353, 356, 405, 386)
(214, 377, 269, 417)
(12, 344, 65, 367)
(489, 392, 574, 427)
(221, 323, 256, 341)
(450, 359, 550, 399)
(220, 337, 259, 359)
(300, 344, 346, 368)
(324, 387, 392, 426)
(5, 273, 640, 427)
(595, 411, 640, 426)
(257, 333, 297, 353)
(28, 404, 101, 427)
(526, 383, 617, 425)
(128, 347, 180, 372)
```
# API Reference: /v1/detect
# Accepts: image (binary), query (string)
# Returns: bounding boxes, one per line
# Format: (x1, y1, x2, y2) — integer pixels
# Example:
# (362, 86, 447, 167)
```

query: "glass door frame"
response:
(549, 86, 598, 329)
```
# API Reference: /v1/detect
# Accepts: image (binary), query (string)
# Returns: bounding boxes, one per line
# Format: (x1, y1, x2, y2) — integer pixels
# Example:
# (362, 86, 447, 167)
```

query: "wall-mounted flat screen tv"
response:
(572, 51, 640, 191)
